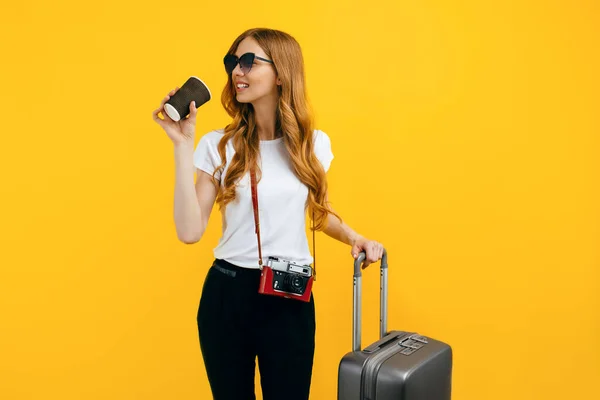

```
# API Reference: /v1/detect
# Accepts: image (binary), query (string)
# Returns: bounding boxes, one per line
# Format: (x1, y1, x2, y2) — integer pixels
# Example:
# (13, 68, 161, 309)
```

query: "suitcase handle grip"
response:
(352, 249, 388, 352)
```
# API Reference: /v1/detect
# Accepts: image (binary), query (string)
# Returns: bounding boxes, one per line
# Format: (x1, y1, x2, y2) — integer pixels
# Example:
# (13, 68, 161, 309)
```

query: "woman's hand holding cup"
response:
(153, 76, 211, 146)
(152, 87, 198, 146)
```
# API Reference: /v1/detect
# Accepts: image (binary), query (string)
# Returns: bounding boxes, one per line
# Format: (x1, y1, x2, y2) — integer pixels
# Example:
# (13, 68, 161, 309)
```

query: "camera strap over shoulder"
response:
(250, 165, 316, 280)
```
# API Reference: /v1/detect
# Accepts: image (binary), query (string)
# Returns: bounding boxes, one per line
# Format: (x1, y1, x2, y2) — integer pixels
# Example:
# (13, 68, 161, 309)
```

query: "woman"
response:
(152, 28, 384, 400)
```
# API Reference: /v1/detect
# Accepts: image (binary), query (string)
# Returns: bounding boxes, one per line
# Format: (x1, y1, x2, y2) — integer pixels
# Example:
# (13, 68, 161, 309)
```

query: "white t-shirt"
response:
(193, 128, 334, 269)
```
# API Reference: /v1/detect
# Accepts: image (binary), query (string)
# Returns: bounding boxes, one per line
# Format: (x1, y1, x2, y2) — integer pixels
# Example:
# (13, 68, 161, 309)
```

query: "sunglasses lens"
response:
(224, 53, 257, 74)
(239, 53, 255, 74)
(224, 55, 237, 74)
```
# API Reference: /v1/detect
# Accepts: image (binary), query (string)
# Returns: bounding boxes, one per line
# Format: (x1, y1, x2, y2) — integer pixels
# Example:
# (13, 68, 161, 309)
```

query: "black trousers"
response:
(197, 258, 316, 400)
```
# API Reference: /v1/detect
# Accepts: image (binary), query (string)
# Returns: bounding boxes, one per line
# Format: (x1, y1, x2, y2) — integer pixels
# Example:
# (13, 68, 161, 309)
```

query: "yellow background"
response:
(1, 0, 598, 399)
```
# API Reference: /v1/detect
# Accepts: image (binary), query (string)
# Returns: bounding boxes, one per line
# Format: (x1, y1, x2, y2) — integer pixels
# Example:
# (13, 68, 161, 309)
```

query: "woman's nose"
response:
(232, 62, 244, 76)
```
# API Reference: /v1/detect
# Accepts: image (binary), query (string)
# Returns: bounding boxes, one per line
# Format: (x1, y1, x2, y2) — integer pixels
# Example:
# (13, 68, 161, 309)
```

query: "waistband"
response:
(212, 258, 261, 278)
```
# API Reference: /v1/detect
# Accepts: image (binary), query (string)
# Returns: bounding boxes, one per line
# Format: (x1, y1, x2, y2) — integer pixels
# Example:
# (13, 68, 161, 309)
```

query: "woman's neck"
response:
(252, 97, 279, 140)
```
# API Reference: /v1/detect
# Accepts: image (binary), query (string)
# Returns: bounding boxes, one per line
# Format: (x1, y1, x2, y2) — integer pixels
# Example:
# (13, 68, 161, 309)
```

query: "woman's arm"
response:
(321, 193, 384, 269)
(173, 143, 218, 243)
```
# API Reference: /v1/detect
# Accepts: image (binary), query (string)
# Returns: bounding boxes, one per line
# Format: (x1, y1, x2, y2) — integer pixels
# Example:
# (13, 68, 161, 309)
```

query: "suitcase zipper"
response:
(361, 336, 407, 400)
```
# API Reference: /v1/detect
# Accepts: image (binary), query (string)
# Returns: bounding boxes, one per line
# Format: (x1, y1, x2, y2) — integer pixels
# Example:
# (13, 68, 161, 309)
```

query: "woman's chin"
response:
(235, 93, 251, 103)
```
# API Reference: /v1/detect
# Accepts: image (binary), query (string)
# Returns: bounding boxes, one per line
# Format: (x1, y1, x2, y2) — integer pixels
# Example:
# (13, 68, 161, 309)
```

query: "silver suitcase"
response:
(337, 250, 453, 400)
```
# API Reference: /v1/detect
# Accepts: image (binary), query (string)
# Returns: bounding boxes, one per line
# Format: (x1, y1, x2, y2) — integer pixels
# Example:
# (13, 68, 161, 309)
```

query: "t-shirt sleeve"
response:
(313, 129, 334, 172)
(193, 131, 223, 181)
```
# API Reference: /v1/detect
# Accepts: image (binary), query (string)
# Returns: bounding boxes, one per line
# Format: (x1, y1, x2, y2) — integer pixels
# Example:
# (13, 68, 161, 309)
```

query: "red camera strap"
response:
(250, 166, 316, 279)
(249, 166, 264, 267)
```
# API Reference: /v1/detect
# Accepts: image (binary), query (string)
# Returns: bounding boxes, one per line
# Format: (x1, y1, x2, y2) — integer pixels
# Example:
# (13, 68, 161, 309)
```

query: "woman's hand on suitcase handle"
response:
(351, 236, 385, 269)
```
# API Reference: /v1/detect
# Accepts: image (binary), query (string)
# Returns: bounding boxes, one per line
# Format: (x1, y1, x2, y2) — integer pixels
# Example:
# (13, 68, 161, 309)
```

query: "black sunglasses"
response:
(223, 52, 273, 75)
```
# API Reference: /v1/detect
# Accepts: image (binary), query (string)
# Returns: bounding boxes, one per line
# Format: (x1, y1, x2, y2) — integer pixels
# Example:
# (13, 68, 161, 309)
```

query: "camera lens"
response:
(283, 273, 305, 293)
(291, 276, 303, 289)
(286, 274, 306, 293)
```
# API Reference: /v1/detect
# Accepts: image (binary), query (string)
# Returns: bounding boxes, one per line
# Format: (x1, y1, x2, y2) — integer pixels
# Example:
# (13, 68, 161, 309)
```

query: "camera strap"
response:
(250, 166, 317, 280)
(249, 166, 264, 268)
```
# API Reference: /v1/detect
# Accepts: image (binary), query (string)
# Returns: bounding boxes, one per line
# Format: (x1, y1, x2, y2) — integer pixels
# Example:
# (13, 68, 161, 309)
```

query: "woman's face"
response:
(231, 37, 280, 105)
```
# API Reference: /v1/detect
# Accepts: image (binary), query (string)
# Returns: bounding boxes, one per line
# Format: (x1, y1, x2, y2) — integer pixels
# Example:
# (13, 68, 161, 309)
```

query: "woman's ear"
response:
(276, 77, 282, 85)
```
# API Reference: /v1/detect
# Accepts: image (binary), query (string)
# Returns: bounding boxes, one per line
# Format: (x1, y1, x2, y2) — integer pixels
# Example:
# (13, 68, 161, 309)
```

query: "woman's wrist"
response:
(174, 140, 195, 152)
(349, 232, 364, 247)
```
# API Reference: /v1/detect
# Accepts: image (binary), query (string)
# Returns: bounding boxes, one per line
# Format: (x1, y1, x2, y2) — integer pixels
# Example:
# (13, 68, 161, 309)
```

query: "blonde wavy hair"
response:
(212, 28, 340, 231)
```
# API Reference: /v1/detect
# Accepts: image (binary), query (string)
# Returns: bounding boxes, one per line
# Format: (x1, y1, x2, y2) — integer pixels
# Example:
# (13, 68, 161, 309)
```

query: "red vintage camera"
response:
(258, 256, 314, 302)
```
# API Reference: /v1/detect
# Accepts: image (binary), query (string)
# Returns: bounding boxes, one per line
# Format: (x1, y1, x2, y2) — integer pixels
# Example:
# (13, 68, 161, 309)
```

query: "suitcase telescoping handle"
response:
(353, 249, 388, 352)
